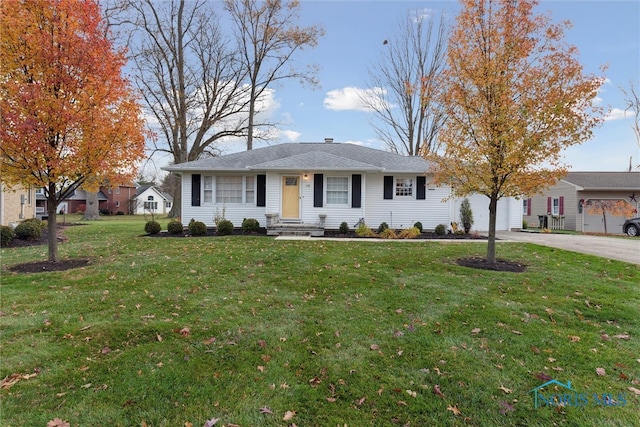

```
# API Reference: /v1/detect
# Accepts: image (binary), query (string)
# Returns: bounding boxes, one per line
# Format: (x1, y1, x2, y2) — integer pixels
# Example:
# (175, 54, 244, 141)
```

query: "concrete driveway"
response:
(496, 231, 640, 265)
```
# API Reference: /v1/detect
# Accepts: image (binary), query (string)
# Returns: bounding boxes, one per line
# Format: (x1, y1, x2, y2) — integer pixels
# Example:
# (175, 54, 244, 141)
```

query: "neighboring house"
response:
(523, 171, 640, 233)
(102, 183, 137, 214)
(58, 188, 109, 214)
(133, 185, 172, 215)
(163, 141, 522, 234)
(0, 183, 36, 226)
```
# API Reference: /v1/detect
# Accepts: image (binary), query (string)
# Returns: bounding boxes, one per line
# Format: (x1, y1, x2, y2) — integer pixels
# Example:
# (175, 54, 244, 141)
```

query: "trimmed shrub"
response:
(413, 221, 423, 232)
(167, 220, 184, 234)
(379, 228, 398, 239)
(399, 227, 421, 239)
(216, 219, 234, 236)
(434, 223, 446, 235)
(14, 218, 43, 240)
(189, 220, 207, 236)
(459, 198, 474, 234)
(145, 220, 161, 235)
(522, 220, 528, 230)
(1, 225, 15, 247)
(338, 221, 349, 234)
(377, 222, 389, 233)
(355, 223, 375, 237)
(241, 218, 260, 234)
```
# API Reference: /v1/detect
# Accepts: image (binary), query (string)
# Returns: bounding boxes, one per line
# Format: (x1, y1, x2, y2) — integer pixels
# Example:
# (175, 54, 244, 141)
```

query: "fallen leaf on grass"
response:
(471, 328, 481, 334)
(46, 419, 70, 427)
(568, 335, 581, 342)
(370, 344, 380, 351)
(203, 337, 217, 345)
(628, 387, 640, 396)
(511, 330, 522, 335)
(101, 346, 111, 354)
(406, 390, 417, 397)
(283, 410, 296, 421)
(499, 401, 515, 415)
(498, 385, 512, 394)
(433, 384, 444, 397)
(179, 327, 190, 336)
(535, 372, 553, 381)
(259, 406, 273, 414)
(596, 368, 606, 376)
(612, 334, 630, 340)
(203, 417, 219, 427)
(447, 405, 462, 416)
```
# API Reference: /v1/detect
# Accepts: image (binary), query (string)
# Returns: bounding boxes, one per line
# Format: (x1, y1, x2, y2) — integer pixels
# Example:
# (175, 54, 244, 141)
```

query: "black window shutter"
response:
(383, 176, 394, 200)
(256, 174, 266, 207)
(314, 174, 323, 207)
(352, 174, 362, 208)
(416, 176, 426, 200)
(191, 174, 201, 206)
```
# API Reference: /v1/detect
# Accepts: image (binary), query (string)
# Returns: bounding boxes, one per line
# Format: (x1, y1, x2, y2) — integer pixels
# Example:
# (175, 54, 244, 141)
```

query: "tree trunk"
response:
(82, 191, 100, 220)
(486, 194, 498, 264)
(168, 190, 181, 218)
(47, 195, 58, 262)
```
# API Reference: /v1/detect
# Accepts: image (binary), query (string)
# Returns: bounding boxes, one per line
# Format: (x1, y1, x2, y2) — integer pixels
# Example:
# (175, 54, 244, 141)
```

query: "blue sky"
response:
(238, 0, 639, 172)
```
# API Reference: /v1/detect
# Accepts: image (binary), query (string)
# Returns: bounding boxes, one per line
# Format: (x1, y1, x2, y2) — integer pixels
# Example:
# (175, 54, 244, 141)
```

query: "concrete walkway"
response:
(496, 231, 640, 265)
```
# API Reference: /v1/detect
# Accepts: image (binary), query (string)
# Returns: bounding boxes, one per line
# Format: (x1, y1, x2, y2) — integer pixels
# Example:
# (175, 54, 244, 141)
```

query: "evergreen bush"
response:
(144, 220, 161, 235)
(14, 218, 43, 240)
(338, 221, 349, 234)
(216, 219, 233, 236)
(434, 223, 446, 235)
(188, 220, 207, 236)
(459, 198, 474, 234)
(241, 218, 260, 234)
(167, 220, 184, 234)
(1, 225, 15, 247)
(413, 221, 423, 232)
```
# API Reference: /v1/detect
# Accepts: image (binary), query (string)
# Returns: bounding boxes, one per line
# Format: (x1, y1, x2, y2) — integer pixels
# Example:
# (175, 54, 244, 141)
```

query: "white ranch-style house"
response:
(163, 141, 522, 235)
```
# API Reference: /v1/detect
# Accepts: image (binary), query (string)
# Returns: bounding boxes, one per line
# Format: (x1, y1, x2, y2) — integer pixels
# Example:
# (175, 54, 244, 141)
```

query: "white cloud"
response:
(605, 107, 632, 121)
(324, 86, 387, 112)
(280, 130, 301, 141)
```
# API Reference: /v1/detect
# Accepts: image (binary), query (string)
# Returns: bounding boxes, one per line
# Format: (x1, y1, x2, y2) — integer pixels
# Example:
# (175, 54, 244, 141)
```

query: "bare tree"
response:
(621, 81, 640, 170)
(114, 0, 253, 216)
(224, 0, 324, 150)
(363, 9, 448, 156)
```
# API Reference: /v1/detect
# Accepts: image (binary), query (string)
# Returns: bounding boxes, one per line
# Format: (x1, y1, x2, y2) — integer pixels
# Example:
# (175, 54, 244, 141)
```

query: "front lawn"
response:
(1, 217, 638, 426)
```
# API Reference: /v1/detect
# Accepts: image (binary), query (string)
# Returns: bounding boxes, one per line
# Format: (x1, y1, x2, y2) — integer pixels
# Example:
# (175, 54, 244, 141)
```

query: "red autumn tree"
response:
(0, 0, 147, 262)
(427, 0, 605, 263)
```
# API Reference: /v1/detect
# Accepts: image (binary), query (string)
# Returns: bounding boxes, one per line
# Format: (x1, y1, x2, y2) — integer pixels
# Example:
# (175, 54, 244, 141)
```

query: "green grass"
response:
(1, 216, 638, 426)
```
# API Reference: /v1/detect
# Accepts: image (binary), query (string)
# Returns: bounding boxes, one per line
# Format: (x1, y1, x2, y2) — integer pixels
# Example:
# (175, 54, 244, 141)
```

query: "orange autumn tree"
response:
(0, 0, 146, 262)
(585, 199, 636, 235)
(427, 0, 605, 264)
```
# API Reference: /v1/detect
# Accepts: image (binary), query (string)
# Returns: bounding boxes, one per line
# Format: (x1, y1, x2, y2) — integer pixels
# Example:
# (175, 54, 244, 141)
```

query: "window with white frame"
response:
(326, 176, 348, 204)
(144, 195, 158, 211)
(203, 176, 214, 204)
(522, 199, 529, 215)
(216, 176, 243, 203)
(116, 201, 120, 207)
(395, 178, 413, 197)
(551, 197, 560, 215)
(245, 176, 255, 204)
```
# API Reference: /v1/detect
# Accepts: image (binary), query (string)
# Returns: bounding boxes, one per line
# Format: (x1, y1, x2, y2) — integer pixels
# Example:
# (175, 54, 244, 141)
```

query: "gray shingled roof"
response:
(562, 172, 640, 190)
(162, 142, 432, 174)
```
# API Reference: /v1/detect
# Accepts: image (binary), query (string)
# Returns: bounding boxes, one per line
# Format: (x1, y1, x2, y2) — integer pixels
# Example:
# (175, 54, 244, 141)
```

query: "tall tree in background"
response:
(427, 0, 604, 263)
(118, 0, 253, 217)
(364, 9, 448, 156)
(0, 0, 146, 262)
(621, 82, 640, 170)
(225, 0, 324, 150)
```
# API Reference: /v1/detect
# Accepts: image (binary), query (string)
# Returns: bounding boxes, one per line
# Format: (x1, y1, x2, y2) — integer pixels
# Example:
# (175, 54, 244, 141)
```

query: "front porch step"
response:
(267, 223, 325, 237)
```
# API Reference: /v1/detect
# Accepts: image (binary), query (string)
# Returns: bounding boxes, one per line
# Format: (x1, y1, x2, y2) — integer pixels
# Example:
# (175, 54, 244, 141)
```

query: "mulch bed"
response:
(456, 257, 527, 272)
(3, 223, 91, 274)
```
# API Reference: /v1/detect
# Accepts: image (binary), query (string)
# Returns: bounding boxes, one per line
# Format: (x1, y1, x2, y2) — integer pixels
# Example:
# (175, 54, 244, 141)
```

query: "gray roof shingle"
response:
(562, 172, 640, 190)
(162, 142, 432, 174)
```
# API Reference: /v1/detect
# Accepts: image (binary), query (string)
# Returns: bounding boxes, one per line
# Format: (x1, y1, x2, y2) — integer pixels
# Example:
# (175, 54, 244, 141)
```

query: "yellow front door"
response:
(281, 176, 300, 219)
